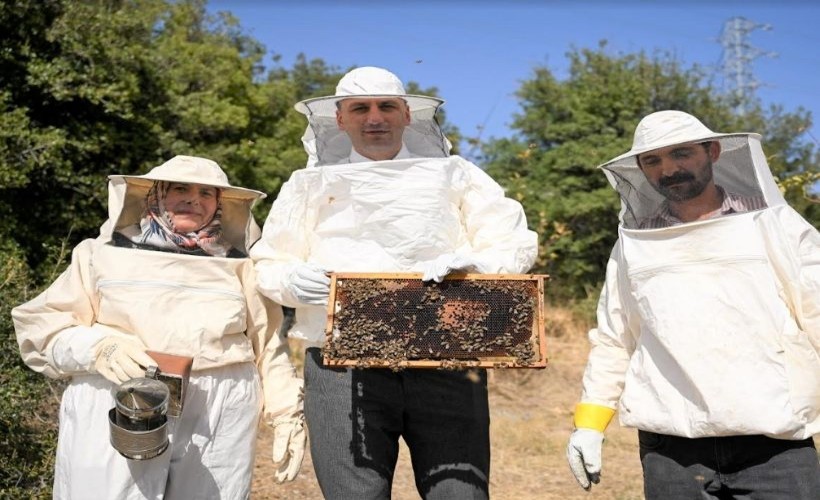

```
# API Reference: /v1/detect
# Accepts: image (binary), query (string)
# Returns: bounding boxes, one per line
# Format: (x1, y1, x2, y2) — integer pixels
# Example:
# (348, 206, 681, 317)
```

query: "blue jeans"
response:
(639, 430, 820, 499)
(303, 348, 490, 500)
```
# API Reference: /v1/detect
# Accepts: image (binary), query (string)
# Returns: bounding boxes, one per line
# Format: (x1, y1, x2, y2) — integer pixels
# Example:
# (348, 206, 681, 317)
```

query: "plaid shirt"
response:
(639, 186, 768, 229)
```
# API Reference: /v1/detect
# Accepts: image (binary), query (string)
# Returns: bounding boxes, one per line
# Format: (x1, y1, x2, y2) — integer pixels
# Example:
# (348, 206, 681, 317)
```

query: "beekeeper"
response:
(12, 155, 305, 499)
(251, 66, 538, 499)
(566, 110, 820, 498)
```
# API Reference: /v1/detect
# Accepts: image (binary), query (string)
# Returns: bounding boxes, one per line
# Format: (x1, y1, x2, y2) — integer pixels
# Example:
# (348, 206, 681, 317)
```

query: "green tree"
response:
(0, 0, 315, 279)
(0, 2, 456, 494)
(0, 1, 312, 494)
(481, 42, 818, 301)
(0, 240, 61, 497)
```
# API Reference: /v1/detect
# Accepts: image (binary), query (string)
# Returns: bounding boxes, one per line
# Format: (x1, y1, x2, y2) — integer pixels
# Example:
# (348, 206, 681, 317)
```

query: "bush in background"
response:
(0, 242, 61, 498)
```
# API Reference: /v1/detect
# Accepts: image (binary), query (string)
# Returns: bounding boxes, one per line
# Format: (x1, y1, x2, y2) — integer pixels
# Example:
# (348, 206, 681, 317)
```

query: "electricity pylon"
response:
(719, 16, 777, 114)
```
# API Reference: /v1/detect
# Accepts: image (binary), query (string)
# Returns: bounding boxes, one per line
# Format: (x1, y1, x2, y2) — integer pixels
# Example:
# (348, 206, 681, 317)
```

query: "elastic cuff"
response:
(47, 325, 107, 374)
(573, 403, 616, 432)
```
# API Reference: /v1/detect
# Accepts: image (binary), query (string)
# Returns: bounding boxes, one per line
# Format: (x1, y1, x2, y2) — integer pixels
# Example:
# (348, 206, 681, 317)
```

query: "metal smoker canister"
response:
(108, 375, 170, 460)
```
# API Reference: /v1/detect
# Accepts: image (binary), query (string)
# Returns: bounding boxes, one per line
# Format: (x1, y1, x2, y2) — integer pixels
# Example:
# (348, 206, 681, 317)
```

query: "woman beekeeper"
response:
(12, 155, 305, 499)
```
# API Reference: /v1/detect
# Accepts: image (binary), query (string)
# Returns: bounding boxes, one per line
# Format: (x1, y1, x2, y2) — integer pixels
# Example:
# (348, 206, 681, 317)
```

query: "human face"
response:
(163, 182, 219, 233)
(637, 142, 720, 202)
(336, 97, 411, 161)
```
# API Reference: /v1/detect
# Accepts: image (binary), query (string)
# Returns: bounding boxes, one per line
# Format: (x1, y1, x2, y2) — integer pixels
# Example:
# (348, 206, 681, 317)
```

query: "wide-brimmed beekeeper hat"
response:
(294, 66, 443, 117)
(105, 155, 264, 250)
(109, 155, 266, 201)
(294, 67, 450, 167)
(598, 110, 780, 230)
(600, 110, 760, 169)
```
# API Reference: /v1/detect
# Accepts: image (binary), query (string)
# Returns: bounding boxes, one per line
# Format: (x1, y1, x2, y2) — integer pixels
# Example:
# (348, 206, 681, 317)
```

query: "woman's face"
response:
(163, 182, 219, 233)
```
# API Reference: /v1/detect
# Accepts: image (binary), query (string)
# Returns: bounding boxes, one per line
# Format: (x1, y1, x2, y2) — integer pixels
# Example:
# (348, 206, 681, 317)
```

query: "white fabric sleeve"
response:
(580, 244, 637, 409)
(250, 171, 315, 308)
(798, 220, 820, 352)
(46, 325, 107, 374)
(767, 205, 820, 352)
(12, 239, 99, 379)
(456, 158, 538, 274)
(240, 261, 303, 420)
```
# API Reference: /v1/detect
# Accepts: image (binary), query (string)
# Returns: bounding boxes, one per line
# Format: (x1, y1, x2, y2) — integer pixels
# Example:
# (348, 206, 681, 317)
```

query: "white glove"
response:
(92, 336, 156, 385)
(270, 415, 307, 483)
(566, 428, 605, 490)
(286, 264, 331, 306)
(422, 254, 490, 283)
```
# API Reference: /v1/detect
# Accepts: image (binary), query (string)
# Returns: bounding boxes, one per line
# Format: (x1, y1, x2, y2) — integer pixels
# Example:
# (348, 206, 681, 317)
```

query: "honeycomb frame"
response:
(323, 272, 548, 369)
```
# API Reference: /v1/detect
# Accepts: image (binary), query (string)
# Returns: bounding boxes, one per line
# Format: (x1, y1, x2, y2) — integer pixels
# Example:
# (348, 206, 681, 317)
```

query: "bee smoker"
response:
(108, 375, 170, 460)
(145, 351, 193, 418)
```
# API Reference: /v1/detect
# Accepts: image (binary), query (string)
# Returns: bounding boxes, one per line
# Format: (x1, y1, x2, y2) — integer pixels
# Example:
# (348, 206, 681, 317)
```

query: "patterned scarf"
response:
(125, 181, 232, 257)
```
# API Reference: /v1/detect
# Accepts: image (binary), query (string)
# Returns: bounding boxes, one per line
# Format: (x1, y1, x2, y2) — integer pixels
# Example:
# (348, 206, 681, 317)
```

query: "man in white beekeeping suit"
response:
(566, 110, 820, 499)
(250, 66, 538, 499)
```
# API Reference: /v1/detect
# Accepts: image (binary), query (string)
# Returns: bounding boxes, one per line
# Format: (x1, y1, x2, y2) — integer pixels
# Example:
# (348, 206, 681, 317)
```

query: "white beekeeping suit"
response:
(589, 112, 820, 438)
(251, 65, 538, 500)
(13, 156, 304, 499)
(252, 67, 537, 348)
(567, 110, 820, 494)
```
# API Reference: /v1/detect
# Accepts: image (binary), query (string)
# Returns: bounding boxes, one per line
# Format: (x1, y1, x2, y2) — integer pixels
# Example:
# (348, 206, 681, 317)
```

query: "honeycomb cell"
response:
(323, 273, 548, 370)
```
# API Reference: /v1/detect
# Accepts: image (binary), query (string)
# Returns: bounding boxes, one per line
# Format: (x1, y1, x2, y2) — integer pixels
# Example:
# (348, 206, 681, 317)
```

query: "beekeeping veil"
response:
(599, 110, 785, 229)
(294, 66, 451, 167)
(106, 155, 265, 254)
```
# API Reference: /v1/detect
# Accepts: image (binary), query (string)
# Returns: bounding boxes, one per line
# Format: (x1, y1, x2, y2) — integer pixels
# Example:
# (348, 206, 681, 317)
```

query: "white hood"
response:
(598, 111, 785, 229)
(293, 66, 451, 167)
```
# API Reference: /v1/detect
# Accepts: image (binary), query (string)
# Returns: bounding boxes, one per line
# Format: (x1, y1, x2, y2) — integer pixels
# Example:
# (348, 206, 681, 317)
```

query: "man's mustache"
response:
(658, 172, 695, 187)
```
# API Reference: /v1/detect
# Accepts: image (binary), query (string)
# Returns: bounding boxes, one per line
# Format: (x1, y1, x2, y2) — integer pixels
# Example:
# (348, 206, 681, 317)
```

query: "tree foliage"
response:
(482, 42, 819, 300)
(0, 0, 455, 279)
(0, 241, 61, 498)
(0, 2, 452, 494)
(2, 3, 816, 494)
(0, 0, 318, 278)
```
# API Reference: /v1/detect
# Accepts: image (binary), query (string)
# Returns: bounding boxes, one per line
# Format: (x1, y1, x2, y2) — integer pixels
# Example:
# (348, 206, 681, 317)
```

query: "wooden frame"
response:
(323, 272, 548, 369)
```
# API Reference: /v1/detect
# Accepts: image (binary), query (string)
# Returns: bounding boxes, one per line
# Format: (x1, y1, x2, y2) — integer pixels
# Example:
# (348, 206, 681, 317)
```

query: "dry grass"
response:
(252, 304, 645, 499)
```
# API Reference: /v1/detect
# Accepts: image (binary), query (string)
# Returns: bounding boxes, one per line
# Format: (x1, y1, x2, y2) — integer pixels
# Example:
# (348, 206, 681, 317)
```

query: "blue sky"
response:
(207, 0, 820, 153)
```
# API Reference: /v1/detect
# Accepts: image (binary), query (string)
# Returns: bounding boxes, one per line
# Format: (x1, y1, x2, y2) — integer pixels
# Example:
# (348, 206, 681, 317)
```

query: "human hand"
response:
(287, 264, 331, 306)
(422, 254, 489, 283)
(566, 428, 605, 490)
(270, 414, 307, 483)
(92, 336, 156, 385)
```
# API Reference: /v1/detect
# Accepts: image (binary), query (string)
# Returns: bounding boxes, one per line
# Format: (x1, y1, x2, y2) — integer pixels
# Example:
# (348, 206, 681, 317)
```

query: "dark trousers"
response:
(304, 347, 490, 500)
(639, 430, 820, 499)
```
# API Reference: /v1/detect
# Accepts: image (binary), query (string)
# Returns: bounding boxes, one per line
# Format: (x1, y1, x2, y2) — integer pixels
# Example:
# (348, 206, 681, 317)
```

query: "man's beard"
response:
(652, 158, 714, 202)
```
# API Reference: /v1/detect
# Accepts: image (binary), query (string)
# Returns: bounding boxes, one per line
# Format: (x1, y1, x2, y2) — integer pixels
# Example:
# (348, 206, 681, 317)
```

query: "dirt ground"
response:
(251, 309, 646, 500)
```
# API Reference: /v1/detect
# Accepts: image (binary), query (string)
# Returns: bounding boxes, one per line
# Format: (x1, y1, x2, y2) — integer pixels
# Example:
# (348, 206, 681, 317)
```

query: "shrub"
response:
(0, 243, 61, 497)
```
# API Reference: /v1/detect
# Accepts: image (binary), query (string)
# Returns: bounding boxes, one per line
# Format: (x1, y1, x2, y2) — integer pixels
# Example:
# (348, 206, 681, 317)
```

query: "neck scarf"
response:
(125, 181, 232, 257)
